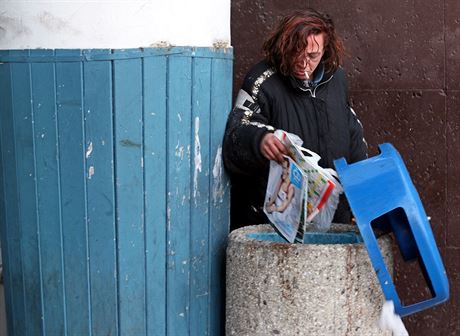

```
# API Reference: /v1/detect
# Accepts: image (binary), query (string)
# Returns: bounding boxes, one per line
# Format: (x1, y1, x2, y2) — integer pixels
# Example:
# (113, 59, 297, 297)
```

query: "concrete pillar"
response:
(226, 224, 392, 336)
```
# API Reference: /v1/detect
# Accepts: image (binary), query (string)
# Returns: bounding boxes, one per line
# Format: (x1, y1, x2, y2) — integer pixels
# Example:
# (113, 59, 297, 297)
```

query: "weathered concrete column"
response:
(226, 224, 392, 336)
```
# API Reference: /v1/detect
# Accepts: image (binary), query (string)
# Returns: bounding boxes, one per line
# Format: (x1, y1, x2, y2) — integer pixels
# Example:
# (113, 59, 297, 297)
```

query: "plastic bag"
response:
(378, 301, 409, 336)
(275, 130, 343, 232)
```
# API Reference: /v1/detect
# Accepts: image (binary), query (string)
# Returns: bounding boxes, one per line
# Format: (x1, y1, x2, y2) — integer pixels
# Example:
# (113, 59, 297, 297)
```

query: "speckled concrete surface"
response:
(226, 224, 393, 336)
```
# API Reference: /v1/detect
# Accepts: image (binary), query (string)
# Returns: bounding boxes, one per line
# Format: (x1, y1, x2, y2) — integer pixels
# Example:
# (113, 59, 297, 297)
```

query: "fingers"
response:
(273, 137, 288, 156)
(263, 145, 277, 161)
(260, 133, 288, 162)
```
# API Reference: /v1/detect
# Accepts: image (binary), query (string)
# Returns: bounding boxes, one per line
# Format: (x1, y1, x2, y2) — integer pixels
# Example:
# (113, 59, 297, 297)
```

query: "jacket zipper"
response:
(298, 74, 334, 98)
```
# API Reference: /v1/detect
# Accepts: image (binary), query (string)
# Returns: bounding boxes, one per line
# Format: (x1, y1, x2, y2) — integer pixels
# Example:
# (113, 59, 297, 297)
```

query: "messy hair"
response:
(263, 9, 344, 76)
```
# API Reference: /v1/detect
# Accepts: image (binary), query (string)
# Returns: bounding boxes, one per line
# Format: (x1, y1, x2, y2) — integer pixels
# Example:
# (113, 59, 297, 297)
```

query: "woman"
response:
(223, 8, 367, 231)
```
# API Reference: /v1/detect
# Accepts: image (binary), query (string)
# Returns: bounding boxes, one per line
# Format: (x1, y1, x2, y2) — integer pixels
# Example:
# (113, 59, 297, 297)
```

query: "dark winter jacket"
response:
(223, 60, 367, 230)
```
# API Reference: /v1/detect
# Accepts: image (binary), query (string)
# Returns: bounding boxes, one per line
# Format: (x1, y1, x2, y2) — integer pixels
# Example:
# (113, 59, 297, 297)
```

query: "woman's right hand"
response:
(260, 133, 288, 163)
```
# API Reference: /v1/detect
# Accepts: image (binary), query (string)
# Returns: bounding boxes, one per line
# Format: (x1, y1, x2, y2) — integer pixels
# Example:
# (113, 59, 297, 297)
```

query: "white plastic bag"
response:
(378, 301, 409, 336)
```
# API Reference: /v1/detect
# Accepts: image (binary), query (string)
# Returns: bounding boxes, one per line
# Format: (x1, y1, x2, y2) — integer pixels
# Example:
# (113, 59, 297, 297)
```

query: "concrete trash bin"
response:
(226, 224, 393, 336)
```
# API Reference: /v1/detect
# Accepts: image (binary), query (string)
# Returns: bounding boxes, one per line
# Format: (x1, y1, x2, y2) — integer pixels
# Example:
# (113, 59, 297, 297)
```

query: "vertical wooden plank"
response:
(84, 49, 118, 336)
(0, 105, 12, 336)
(166, 54, 192, 335)
(0, 150, 8, 336)
(209, 54, 232, 336)
(0, 59, 9, 334)
(0, 51, 22, 336)
(189, 56, 212, 336)
(30, 49, 66, 335)
(55, 50, 90, 335)
(113, 52, 146, 335)
(143, 54, 167, 336)
(10, 50, 43, 336)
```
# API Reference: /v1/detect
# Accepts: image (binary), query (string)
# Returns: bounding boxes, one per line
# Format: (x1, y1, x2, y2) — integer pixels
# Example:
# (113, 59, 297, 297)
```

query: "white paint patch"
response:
(85, 141, 93, 158)
(212, 146, 224, 203)
(193, 117, 202, 201)
(88, 165, 94, 179)
(177, 113, 182, 122)
(0, 0, 231, 49)
(175, 143, 185, 160)
(167, 207, 171, 231)
(196, 291, 209, 297)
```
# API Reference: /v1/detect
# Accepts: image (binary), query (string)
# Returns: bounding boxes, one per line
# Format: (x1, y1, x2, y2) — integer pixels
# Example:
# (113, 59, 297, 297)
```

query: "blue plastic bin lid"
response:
(333, 143, 449, 317)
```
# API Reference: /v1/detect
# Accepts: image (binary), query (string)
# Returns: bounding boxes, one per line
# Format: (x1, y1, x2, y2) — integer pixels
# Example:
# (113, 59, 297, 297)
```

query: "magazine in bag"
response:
(263, 156, 308, 243)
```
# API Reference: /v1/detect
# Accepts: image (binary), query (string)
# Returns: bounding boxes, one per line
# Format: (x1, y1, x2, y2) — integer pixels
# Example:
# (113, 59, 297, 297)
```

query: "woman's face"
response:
(292, 32, 325, 80)
(282, 160, 290, 179)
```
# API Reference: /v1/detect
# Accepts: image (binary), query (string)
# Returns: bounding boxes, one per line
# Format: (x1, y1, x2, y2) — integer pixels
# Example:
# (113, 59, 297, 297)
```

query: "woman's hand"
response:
(260, 133, 288, 162)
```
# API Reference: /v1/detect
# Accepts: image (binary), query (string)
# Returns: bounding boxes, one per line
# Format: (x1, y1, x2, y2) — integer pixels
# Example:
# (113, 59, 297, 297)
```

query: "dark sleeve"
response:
(341, 69, 367, 163)
(347, 105, 368, 163)
(222, 88, 274, 176)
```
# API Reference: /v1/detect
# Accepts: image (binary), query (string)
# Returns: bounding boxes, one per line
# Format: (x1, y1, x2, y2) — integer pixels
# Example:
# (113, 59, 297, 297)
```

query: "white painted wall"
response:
(0, 0, 231, 49)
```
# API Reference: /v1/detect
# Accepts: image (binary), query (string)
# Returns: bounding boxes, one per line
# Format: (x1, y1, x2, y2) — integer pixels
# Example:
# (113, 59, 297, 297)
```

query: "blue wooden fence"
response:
(0, 47, 232, 336)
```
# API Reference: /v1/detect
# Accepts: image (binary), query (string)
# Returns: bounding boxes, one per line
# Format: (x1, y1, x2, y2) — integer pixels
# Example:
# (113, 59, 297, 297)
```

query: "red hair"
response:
(263, 9, 344, 76)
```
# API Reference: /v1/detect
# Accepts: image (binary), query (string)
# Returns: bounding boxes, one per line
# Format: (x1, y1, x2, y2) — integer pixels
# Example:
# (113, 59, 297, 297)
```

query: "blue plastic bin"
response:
(334, 143, 449, 316)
